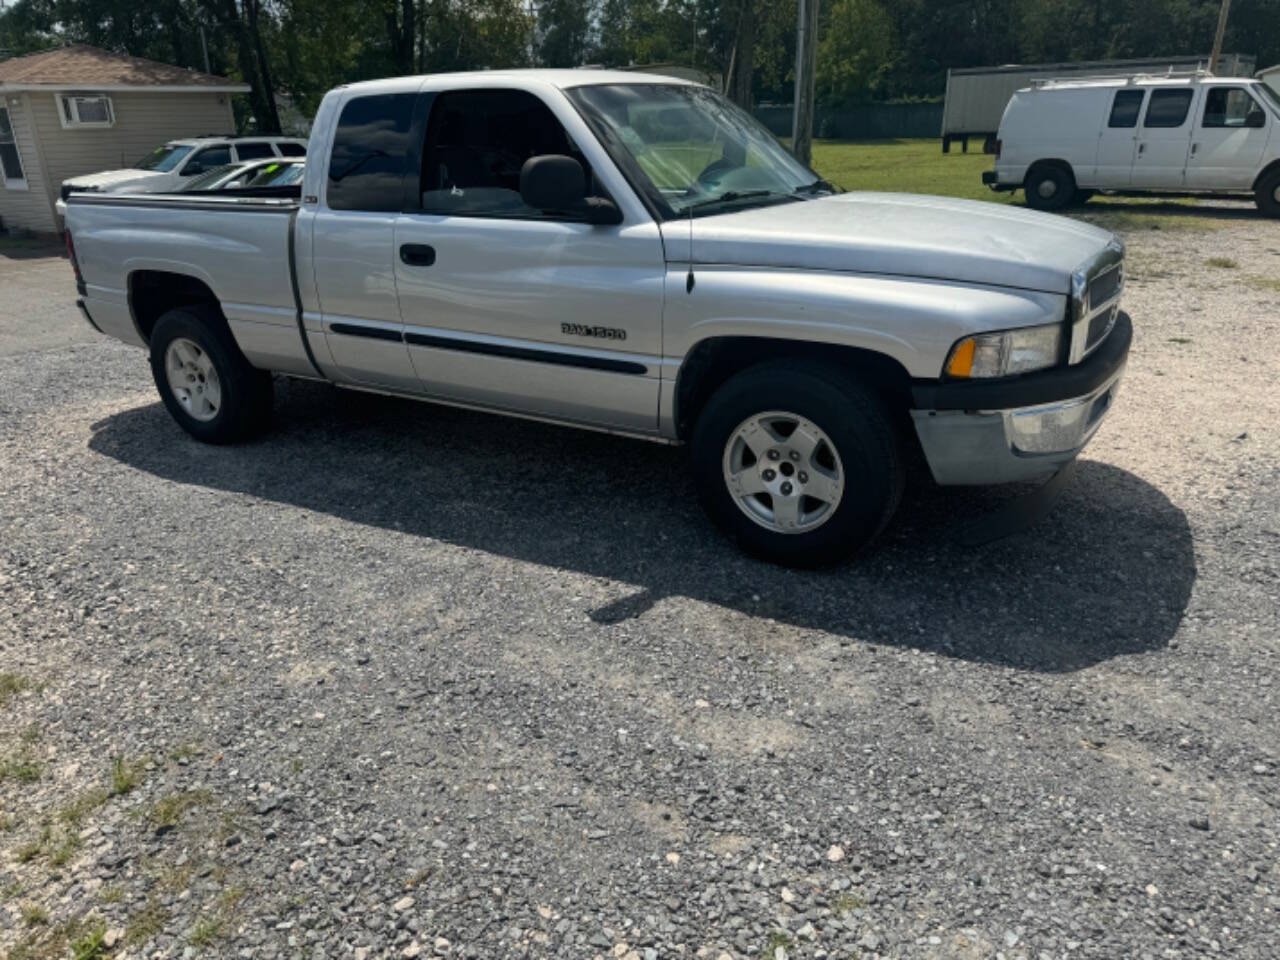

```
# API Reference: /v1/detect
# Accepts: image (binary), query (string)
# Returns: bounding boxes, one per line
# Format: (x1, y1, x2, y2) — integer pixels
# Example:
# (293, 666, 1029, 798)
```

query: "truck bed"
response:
(67, 192, 317, 378)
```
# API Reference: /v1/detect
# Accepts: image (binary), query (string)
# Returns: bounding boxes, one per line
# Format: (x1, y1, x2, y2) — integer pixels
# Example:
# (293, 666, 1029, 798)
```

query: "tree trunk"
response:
(725, 0, 755, 110)
(245, 0, 282, 132)
(387, 0, 416, 74)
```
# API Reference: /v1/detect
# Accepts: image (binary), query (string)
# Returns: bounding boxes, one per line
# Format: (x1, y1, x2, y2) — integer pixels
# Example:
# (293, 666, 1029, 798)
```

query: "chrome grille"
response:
(1069, 241, 1125, 364)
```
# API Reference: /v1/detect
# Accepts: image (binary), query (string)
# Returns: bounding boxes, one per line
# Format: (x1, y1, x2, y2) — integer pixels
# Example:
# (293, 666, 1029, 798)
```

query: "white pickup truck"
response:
(66, 70, 1131, 565)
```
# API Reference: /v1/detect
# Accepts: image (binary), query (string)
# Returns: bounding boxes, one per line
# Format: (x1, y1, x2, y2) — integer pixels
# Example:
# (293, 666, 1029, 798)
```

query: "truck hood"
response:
(63, 169, 167, 192)
(675, 192, 1116, 295)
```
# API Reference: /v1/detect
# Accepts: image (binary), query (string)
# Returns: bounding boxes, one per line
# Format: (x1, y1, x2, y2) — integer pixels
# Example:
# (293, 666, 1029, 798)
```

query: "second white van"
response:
(983, 74, 1280, 217)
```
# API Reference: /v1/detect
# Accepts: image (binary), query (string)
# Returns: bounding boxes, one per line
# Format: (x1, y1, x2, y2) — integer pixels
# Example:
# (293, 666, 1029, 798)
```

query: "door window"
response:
(1143, 89, 1194, 128)
(276, 141, 306, 156)
(1202, 87, 1265, 128)
(326, 93, 417, 211)
(1108, 90, 1146, 128)
(184, 146, 231, 174)
(234, 141, 275, 160)
(418, 88, 601, 219)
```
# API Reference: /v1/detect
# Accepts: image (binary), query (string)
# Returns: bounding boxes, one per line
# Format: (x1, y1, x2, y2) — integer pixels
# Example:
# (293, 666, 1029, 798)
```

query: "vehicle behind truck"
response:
(984, 73, 1280, 216)
(66, 69, 1131, 566)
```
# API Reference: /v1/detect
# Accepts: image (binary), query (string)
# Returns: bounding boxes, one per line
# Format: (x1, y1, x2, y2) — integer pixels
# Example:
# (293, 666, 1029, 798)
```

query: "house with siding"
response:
(0, 44, 247, 235)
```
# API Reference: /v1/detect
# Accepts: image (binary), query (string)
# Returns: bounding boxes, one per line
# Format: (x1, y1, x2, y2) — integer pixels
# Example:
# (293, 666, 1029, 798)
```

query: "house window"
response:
(0, 106, 28, 189)
(58, 94, 115, 128)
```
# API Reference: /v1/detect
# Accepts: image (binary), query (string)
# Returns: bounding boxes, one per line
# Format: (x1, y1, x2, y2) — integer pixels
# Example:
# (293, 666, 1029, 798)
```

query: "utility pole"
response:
(199, 26, 212, 75)
(1208, 0, 1231, 74)
(791, 0, 819, 165)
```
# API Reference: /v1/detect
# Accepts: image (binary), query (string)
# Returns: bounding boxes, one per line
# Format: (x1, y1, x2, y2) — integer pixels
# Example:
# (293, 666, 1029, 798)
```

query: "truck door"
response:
(1185, 86, 1271, 190)
(1131, 88, 1196, 189)
(1094, 88, 1145, 188)
(309, 88, 420, 391)
(392, 86, 665, 433)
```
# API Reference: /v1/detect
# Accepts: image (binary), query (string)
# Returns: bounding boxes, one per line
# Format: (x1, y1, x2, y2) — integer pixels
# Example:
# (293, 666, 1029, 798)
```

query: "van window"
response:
(1202, 88, 1263, 128)
(1143, 89, 1194, 128)
(1108, 90, 1145, 128)
(418, 88, 599, 219)
(327, 93, 416, 212)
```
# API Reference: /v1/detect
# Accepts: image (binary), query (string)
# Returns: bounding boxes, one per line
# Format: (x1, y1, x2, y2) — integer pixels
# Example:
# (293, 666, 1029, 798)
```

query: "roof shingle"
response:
(0, 43, 243, 88)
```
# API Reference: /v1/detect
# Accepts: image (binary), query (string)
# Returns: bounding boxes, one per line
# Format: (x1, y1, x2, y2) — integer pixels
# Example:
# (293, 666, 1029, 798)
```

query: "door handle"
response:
(399, 243, 436, 267)
(1190, 142, 1199, 156)
(1137, 142, 1145, 155)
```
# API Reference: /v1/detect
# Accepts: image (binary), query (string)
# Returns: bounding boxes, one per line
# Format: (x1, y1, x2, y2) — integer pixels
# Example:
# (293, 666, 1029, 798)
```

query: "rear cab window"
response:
(1108, 89, 1145, 128)
(326, 93, 417, 211)
(1143, 89, 1194, 128)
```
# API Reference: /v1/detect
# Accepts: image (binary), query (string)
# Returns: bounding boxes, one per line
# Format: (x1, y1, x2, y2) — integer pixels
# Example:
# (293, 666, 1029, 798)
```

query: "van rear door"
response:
(1094, 88, 1145, 188)
(1131, 87, 1197, 189)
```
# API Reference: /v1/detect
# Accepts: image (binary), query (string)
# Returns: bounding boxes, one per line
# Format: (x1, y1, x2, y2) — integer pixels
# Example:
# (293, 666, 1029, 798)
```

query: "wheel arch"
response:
(673, 336, 914, 442)
(1024, 158, 1076, 186)
(128, 269, 225, 345)
(1253, 159, 1280, 192)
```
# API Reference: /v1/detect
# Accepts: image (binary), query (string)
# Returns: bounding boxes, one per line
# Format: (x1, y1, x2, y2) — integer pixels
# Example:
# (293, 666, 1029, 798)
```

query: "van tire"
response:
(690, 360, 903, 567)
(1256, 169, 1280, 218)
(149, 305, 273, 444)
(1024, 164, 1075, 212)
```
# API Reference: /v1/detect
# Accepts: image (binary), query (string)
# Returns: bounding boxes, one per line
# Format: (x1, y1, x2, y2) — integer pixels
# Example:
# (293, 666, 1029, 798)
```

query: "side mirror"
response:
(1246, 108, 1267, 128)
(521, 155, 586, 211)
(520, 155, 623, 225)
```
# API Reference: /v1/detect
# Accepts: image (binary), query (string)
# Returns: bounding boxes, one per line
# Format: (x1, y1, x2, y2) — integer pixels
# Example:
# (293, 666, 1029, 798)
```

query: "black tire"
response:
(690, 361, 904, 567)
(1024, 164, 1075, 212)
(1256, 168, 1280, 218)
(148, 305, 273, 444)
(1072, 189, 1096, 206)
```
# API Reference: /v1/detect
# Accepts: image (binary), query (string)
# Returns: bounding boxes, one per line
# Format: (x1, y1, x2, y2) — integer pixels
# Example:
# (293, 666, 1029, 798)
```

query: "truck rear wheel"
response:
(691, 361, 903, 567)
(1024, 164, 1075, 212)
(148, 305, 273, 444)
(1256, 169, 1280, 218)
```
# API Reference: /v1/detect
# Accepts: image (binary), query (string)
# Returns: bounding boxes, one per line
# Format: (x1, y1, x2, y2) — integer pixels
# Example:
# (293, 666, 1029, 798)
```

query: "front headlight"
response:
(944, 323, 1063, 378)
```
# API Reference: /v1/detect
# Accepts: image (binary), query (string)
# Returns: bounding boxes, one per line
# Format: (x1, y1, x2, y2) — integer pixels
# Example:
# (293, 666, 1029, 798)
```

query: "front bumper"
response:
(910, 311, 1131, 485)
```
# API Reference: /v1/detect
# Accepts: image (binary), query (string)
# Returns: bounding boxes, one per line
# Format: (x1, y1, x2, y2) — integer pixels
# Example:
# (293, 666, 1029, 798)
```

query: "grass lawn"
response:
(806, 138, 1227, 232)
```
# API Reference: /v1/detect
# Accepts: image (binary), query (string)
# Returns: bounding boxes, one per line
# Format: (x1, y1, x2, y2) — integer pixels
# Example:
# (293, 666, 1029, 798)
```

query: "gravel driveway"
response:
(1, 202, 1277, 960)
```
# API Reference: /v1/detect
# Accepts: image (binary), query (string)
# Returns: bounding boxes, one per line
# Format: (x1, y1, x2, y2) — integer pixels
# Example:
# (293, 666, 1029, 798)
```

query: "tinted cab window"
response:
(276, 142, 306, 156)
(183, 145, 231, 174)
(326, 93, 417, 211)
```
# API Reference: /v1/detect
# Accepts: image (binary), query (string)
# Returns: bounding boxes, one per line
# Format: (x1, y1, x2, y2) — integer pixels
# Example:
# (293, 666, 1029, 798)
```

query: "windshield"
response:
(1257, 82, 1280, 116)
(567, 83, 826, 218)
(179, 164, 240, 191)
(135, 144, 194, 172)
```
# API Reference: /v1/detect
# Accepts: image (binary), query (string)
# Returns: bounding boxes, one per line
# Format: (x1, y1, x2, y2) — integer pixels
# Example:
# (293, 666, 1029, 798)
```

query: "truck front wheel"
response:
(148, 305, 273, 444)
(691, 361, 903, 566)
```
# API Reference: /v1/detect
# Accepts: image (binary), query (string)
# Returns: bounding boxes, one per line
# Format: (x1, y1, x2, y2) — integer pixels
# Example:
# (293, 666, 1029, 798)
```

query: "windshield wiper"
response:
(795, 178, 837, 195)
(678, 190, 794, 215)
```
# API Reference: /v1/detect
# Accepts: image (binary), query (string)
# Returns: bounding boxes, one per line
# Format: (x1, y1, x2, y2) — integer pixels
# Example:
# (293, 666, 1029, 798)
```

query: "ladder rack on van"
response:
(1030, 68, 1214, 88)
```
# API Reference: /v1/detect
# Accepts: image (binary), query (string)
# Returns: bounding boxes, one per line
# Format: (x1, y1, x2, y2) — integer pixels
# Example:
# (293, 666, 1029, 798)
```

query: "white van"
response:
(983, 74, 1280, 217)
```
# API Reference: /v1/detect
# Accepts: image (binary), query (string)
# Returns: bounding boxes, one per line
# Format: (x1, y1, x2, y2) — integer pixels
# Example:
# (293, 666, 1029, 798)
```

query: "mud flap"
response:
(954, 460, 1077, 547)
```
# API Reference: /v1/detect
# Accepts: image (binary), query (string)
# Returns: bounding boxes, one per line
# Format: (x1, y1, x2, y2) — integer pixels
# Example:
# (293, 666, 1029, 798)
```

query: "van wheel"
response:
(149, 305, 273, 444)
(1024, 164, 1075, 211)
(690, 361, 903, 567)
(1256, 169, 1280, 218)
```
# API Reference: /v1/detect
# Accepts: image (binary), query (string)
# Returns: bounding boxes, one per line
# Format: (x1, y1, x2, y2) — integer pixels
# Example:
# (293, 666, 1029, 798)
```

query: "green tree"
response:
(537, 0, 592, 67)
(816, 0, 894, 106)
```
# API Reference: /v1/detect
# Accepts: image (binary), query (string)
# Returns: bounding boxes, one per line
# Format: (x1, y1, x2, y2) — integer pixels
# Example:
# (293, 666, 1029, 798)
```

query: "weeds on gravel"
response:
(21, 903, 50, 926)
(98, 885, 125, 904)
(1206, 256, 1239, 269)
(188, 915, 224, 949)
(111, 755, 143, 795)
(8, 916, 103, 960)
(0, 672, 39, 708)
(1168, 336, 1193, 344)
(0, 753, 44, 783)
(48, 831, 82, 867)
(760, 931, 794, 959)
(126, 901, 170, 947)
(59, 786, 110, 825)
(1247, 275, 1280, 293)
(69, 920, 108, 960)
(150, 788, 213, 828)
(833, 893, 867, 913)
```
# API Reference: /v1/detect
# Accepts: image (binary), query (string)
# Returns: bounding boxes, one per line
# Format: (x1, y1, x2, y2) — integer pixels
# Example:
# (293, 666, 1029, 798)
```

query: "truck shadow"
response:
(88, 380, 1196, 673)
